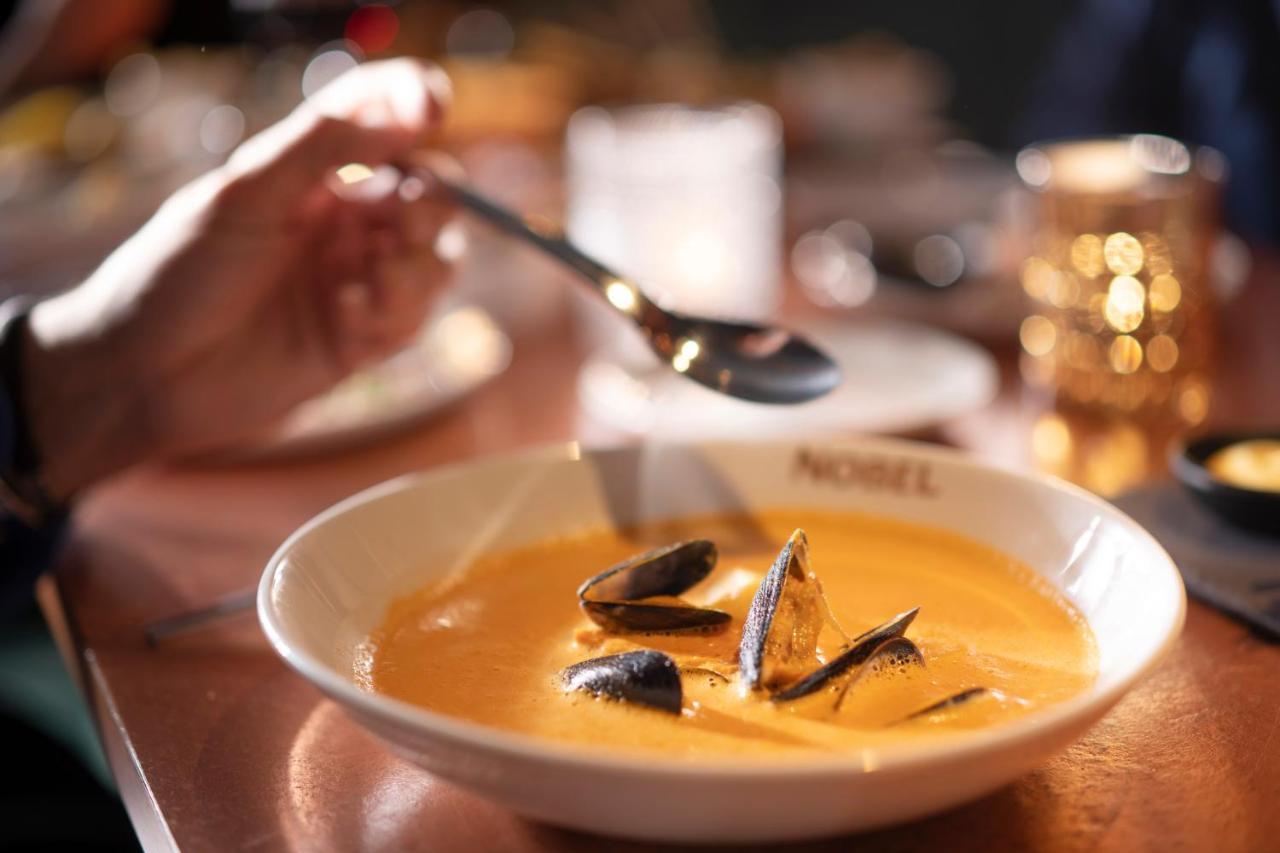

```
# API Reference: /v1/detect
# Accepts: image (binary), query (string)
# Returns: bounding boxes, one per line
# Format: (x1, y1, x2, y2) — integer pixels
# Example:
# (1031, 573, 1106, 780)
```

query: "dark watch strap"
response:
(0, 297, 60, 526)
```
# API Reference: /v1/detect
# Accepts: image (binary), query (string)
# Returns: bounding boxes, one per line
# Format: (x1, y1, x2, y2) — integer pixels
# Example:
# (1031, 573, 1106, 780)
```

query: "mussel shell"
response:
(849, 636, 925, 682)
(578, 540, 717, 601)
(561, 650, 683, 714)
(902, 687, 989, 720)
(580, 600, 731, 633)
(771, 607, 920, 702)
(578, 540, 730, 633)
(739, 530, 827, 690)
(833, 636, 925, 711)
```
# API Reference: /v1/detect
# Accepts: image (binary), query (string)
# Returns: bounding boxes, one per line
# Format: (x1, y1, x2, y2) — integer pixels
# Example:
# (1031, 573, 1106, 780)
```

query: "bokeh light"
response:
(1020, 256, 1056, 301)
(1069, 233, 1105, 278)
(1083, 421, 1148, 496)
(912, 234, 964, 287)
(1103, 232, 1144, 275)
(302, 44, 360, 98)
(1031, 413, 1072, 467)
(104, 53, 161, 117)
(792, 230, 876, 308)
(198, 104, 245, 154)
(1147, 334, 1179, 373)
(1046, 270, 1079, 309)
(446, 9, 515, 58)
(345, 4, 400, 55)
(1019, 315, 1056, 357)
(1109, 335, 1143, 374)
(1104, 275, 1145, 332)
(1177, 378, 1210, 424)
(1147, 273, 1182, 312)
(63, 97, 117, 162)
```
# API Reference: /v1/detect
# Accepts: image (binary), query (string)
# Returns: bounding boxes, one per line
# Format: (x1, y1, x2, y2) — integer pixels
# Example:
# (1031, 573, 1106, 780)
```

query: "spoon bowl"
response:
(653, 312, 842, 404)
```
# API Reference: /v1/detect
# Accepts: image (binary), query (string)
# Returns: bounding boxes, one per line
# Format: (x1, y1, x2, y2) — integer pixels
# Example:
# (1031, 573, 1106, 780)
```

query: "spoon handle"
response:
(423, 170, 622, 294)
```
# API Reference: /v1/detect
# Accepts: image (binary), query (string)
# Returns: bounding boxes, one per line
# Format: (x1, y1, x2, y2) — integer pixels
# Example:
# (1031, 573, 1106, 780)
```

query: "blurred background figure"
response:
(1021, 0, 1280, 246)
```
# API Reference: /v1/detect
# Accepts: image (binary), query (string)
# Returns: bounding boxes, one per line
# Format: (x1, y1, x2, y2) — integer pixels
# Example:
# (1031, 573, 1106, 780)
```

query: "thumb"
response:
(221, 58, 450, 209)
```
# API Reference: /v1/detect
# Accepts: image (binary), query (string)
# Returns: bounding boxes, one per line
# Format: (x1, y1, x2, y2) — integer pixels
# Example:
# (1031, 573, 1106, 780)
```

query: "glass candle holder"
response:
(566, 102, 783, 329)
(1015, 135, 1224, 428)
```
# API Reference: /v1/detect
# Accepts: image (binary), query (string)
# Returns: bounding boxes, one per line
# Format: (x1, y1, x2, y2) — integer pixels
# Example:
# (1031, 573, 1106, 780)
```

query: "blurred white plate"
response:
(243, 304, 511, 459)
(578, 319, 998, 440)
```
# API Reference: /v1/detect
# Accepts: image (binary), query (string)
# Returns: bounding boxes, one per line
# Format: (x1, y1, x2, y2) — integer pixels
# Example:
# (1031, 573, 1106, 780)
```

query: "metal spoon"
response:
(420, 169, 841, 404)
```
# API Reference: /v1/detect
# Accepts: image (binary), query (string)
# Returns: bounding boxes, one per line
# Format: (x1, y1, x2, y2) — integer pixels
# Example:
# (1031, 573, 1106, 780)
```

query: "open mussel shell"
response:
(772, 607, 920, 702)
(739, 530, 829, 690)
(833, 636, 926, 711)
(578, 540, 731, 633)
(561, 650, 683, 714)
(849, 636, 925, 683)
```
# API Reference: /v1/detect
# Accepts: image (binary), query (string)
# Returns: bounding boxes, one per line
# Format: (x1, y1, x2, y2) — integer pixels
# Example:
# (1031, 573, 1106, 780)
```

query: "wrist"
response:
(23, 292, 154, 501)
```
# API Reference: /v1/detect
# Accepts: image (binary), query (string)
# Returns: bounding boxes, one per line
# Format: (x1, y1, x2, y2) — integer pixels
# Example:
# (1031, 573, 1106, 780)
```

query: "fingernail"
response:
(331, 164, 399, 201)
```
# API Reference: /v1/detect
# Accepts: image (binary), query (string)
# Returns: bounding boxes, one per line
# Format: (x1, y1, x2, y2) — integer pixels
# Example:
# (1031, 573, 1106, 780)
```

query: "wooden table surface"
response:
(42, 266, 1280, 852)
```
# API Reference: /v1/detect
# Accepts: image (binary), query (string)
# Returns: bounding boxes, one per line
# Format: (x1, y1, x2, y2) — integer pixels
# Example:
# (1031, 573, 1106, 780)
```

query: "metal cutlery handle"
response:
(415, 168, 632, 299)
(144, 588, 256, 646)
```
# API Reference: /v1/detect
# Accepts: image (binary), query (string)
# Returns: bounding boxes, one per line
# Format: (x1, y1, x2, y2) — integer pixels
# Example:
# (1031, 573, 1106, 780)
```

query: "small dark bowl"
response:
(1173, 431, 1280, 537)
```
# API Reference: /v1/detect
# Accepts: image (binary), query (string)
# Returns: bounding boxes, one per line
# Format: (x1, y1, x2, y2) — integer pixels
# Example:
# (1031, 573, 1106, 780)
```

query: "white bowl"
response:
(259, 439, 1184, 843)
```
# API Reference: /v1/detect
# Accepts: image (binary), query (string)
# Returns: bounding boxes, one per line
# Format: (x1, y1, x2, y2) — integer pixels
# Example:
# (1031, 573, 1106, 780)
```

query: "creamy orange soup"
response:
(361, 510, 1097, 759)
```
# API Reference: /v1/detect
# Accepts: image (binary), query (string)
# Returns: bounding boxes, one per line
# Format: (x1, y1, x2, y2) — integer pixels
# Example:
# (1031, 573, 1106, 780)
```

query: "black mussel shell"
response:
(851, 635, 925, 681)
(578, 540, 731, 633)
(561, 650, 683, 714)
(902, 687, 989, 721)
(739, 529, 829, 691)
(580, 600, 730, 633)
(771, 607, 920, 702)
(579, 540, 717, 600)
(870, 635, 925, 666)
(833, 636, 926, 711)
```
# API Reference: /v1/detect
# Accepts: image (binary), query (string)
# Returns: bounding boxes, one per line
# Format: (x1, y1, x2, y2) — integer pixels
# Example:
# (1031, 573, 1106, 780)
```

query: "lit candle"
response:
(1016, 134, 1225, 432)
(565, 103, 783, 322)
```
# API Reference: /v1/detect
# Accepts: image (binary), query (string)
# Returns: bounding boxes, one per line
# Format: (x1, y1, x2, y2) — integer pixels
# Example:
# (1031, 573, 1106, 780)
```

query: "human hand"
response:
(22, 58, 457, 500)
